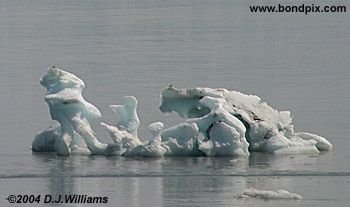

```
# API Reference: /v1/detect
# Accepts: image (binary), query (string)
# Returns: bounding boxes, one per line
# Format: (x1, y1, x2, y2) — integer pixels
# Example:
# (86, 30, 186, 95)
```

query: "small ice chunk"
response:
(235, 188, 302, 200)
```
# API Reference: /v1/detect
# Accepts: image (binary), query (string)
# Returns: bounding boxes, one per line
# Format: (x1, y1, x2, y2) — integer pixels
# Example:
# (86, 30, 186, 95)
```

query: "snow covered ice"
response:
(33, 67, 333, 156)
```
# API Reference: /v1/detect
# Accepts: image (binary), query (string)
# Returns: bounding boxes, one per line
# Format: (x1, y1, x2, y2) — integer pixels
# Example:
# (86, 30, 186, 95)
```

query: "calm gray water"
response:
(1, 0, 349, 206)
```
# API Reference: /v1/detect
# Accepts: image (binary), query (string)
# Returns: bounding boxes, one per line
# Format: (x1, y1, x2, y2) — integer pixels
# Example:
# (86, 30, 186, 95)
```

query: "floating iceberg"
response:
(235, 188, 302, 200)
(33, 67, 332, 156)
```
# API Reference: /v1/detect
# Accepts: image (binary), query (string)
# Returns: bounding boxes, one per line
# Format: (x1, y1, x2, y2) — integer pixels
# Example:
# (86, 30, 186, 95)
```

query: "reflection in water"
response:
(162, 175, 247, 207)
(248, 152, 320, 173)
(28, 153, 329, 206)
(32, 154, 164, 207)
(47, 158, 75, 196)
(32, 154, 80, 197)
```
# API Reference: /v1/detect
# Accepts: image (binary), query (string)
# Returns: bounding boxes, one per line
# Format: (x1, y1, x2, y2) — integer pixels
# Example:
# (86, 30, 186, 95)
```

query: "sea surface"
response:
(0, 0, 349, 206)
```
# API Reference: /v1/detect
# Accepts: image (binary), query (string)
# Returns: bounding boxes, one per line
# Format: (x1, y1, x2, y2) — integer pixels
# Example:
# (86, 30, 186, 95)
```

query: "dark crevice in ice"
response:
(232, 113, 252, 144)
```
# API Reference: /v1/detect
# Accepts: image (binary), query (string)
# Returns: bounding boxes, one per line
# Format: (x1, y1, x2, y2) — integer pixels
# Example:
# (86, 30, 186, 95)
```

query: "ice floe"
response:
(235, 188, 302, 200)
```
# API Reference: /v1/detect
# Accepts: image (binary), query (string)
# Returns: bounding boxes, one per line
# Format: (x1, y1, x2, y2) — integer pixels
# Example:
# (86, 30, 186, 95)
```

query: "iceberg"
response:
(33, 67, 332, 156)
